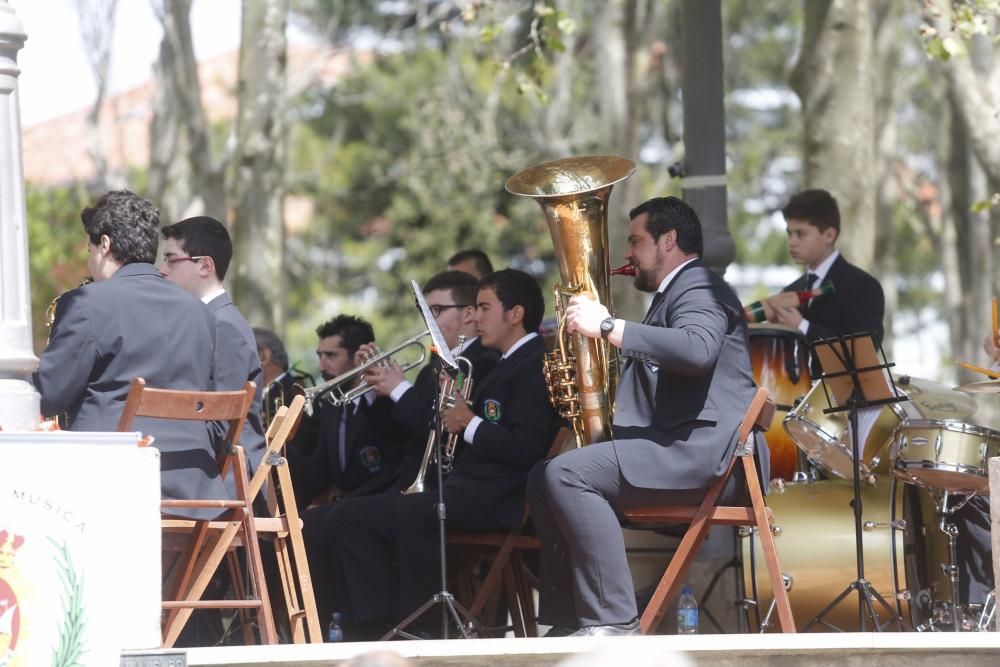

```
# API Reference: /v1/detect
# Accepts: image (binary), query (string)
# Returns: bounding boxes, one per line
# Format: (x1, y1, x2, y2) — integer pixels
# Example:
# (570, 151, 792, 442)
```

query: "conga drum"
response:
(748, 324, 811, 480)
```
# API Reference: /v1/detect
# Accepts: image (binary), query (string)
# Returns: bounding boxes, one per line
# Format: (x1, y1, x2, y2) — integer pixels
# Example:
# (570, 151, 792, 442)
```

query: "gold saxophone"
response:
(45, 277, 94, 341)
(506, 156, 635, 446)
(402, 349, 474, 495)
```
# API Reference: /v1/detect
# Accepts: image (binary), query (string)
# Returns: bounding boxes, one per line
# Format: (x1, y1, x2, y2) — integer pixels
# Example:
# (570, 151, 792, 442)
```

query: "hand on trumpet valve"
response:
(441, 386, 474, 434)
(359, 343, 407, 396)
(565, 294, 610, 339)
(767, 300, 803, 327)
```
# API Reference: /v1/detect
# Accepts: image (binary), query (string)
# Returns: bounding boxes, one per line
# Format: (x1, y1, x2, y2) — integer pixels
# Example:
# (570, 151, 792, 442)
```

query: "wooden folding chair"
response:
(239, 394, 322, 643)
(448, 427, 572, 637)
(116, 377, 277, 647)
(624, 386, 796, 634)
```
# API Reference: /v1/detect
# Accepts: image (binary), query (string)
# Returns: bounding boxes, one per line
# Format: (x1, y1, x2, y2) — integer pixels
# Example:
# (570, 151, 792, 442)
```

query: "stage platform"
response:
(124, 633, 1000, 667)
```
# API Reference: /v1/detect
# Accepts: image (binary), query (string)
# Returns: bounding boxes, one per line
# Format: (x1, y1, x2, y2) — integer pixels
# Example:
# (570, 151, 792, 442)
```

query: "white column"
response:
(0, 0, 38, 430)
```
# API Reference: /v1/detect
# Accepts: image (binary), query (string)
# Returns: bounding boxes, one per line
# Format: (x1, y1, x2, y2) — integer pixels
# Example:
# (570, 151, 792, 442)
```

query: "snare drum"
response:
(748, 324, 811, 480)
(783, 381, 907, 479)
(892, 419, 1000, 495)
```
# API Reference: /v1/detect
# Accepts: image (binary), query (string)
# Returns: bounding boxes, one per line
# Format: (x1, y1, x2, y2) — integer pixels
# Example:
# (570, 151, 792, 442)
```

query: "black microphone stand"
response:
(804, 332, 910, 632)
(381, 360, 485, 640)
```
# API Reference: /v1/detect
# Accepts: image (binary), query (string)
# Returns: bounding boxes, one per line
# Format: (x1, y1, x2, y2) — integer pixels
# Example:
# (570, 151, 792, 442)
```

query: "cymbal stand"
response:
(935, 490, 976, 632)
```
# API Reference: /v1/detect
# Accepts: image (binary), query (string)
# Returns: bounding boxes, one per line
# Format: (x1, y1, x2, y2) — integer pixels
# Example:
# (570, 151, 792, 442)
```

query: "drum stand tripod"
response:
(914, 491, 979, 632)
(804, 333, 909, 632)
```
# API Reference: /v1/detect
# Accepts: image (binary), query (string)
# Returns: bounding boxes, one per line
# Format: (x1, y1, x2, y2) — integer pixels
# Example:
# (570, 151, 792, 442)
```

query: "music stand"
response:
(380, 284, 484, 641)
(804, 332, 909, 632)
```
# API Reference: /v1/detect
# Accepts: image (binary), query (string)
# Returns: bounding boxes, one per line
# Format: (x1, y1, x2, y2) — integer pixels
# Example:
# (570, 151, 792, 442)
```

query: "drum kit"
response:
(744, 324, 1000, 632)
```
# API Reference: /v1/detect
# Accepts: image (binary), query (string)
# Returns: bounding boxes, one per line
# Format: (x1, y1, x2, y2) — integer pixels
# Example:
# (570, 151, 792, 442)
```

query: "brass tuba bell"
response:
(506, 155, 635, 446)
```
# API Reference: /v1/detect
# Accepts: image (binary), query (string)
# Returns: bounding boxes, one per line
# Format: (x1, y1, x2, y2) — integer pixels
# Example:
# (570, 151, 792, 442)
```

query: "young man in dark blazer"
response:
(528, 196, 760, 637)
(159, 216, 267, 476)
(33, 190, 222, 518)
(767, 189, 885, 374)
(323, 269, 559, 639)
(287, 315, 406, 504)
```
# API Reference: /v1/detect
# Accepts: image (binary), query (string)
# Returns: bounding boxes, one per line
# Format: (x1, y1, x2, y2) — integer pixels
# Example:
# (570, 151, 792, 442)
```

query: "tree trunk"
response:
(789, 0, 875, 271)
(924, 0, 1000, 187)
(229, 0, 289, 331)
(872, 1, 901, 358)
(75, 0, 118, 190)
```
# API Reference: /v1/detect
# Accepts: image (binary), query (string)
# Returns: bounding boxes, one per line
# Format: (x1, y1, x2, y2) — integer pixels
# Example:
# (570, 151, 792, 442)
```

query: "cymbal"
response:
(896, 375, 978, 420)
(954, 379, 1000, 394)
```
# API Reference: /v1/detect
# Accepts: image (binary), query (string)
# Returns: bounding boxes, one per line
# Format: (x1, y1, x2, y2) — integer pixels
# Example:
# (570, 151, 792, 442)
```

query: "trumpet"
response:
(302, 330, 429, 417)
(402, 348, 474, 495)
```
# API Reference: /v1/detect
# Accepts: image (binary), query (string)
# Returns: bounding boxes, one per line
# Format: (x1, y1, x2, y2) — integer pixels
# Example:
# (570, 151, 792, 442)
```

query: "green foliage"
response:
(49, 538, 88, 667)
(25, 183, 92, 355)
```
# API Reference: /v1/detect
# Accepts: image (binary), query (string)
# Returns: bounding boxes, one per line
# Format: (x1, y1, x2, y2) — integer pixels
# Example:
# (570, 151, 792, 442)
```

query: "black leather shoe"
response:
(543, 625, 578, 637)
(568, 618, 641, 637)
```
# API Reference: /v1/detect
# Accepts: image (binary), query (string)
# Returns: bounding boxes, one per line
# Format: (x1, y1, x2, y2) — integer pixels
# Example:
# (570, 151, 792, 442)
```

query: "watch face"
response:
(601, 317, 614, 334)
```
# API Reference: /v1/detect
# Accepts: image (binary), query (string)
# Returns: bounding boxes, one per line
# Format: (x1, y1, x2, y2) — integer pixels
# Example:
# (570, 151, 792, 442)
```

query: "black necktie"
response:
(645, 291, 666, 319)
(804, 272, 818, 289)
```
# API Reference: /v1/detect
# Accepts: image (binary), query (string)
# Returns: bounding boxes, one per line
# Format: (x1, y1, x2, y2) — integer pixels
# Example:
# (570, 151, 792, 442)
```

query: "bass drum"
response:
(747, 324, 811, 480)
(741, 479, 909, 631)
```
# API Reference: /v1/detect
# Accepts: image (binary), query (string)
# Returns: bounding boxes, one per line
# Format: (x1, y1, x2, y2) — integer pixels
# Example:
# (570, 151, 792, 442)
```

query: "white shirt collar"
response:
(810, 249, 840, 282)
(655, 257, 699, 295)
(501, 332, 538, 360)
(201, 287, 226, 304)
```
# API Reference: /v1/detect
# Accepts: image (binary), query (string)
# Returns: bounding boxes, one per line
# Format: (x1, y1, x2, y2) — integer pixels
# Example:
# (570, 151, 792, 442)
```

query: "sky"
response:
(11, 0, 242, 127)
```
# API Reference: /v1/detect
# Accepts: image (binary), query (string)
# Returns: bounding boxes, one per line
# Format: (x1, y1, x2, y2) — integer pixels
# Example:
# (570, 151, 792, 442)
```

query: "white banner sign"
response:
(0, 434, 161, 666)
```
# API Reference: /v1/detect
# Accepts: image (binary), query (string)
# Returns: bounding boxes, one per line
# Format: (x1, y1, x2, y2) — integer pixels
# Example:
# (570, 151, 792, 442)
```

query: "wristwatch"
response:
(599, 316, 616, 339)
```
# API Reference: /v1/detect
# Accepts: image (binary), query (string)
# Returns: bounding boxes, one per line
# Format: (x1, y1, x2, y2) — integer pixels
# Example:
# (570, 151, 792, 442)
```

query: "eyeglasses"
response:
(163, 255, 206, 266)
(428, 304, 470, 318)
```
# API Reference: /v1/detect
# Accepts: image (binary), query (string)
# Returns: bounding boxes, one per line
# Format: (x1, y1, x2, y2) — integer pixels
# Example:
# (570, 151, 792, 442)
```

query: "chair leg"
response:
(512, 554, 538, 637)
(502, 561, 526, 637)
(274, 463, 322, 643)
(234, 452, 278, 644)
(742, 457, 795, 633)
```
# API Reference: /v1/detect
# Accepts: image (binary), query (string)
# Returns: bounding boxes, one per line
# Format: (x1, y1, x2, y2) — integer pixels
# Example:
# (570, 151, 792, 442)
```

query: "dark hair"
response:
(422, 270, 477, 306)
(447, 249, 494, 278)
(476, 269, 544, 333)
(316, 315, 375, 356)
(628, 196, 703, 256)
(161, 216, 233, 280)
(781, 189, 841, 237)
(253, 327, 289, 371)
(80, 190, 160, 265)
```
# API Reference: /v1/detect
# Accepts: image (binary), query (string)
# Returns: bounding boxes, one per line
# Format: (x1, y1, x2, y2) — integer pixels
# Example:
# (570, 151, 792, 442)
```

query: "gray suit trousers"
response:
(528, 441, 748, 628)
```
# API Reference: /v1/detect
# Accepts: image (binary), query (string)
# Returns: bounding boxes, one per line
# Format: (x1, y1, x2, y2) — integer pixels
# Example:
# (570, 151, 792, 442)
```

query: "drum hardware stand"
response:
(977, 590, 996, 631)
(933, 490, 976, 632)
(804, 332, 910, 632)
(758, 574, 793, 633)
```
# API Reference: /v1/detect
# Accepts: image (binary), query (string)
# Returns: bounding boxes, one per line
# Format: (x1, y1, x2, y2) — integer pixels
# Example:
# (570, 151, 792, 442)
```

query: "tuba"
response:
(45, 277, 94, 341)
(506, 156, 636, 446)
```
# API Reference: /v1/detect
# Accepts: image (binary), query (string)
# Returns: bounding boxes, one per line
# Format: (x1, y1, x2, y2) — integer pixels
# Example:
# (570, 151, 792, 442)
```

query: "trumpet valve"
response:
(543, 351, 582, 419)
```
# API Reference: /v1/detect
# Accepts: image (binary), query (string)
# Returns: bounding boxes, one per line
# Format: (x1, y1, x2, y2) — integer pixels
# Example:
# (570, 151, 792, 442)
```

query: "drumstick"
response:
(956, 360, 1000, 379)
(992, 296, 998, 342)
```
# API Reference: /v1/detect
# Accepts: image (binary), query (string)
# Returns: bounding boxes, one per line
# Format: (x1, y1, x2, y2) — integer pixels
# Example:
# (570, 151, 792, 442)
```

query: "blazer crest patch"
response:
(359, 446, 382, 472)
(483, 399, 502, 423)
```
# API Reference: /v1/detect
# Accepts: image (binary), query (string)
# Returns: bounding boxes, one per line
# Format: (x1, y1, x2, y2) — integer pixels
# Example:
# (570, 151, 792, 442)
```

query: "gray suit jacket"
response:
(34, 263, 226, 513)
(612, 259, 765, 491)
(206, 293, 266, 474)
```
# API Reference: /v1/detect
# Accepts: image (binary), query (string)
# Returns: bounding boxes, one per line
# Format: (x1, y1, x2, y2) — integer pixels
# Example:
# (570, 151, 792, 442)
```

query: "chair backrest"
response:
(250, 394, 307, 505)
(116, 377, 255, 446)
(737, 387, 775, 445)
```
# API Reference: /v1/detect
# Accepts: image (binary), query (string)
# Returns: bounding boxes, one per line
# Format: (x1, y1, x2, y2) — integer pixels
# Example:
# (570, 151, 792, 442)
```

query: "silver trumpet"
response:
(402, 348, 474, 495)
(302, 330, 429, 417)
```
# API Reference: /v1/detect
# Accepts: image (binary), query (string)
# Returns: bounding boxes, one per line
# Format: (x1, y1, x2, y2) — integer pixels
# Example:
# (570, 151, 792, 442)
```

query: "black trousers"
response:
(314, 485, 505, 624)
(527, 441, 747, 628)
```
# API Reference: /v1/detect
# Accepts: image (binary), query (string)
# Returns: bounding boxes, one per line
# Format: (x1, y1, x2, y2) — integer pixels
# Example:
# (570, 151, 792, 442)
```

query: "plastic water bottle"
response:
(677, 586, 699, 634)
(327, 612, 343, 642)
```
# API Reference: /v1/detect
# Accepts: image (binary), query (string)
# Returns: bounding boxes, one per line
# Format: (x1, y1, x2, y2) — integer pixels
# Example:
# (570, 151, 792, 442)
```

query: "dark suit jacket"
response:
(390, 338, 499, 492)
(33, 263, 226, 513)
(613, 259, 763, 491)
(783, 253, 885, 375)
(206, 293, 266, 474)
(290, 394, 407, 502)
(446, 335, 560, 531)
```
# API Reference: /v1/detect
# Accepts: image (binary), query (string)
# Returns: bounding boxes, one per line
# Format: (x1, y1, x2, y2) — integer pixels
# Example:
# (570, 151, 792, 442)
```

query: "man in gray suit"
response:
(527, 196, 761, 637)
(34, 191, 224, 516)
(159, 217, 266, 475)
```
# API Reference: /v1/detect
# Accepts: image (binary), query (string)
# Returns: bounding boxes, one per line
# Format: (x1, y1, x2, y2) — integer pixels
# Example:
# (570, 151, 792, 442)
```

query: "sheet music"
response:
(411, 279, 459, 372)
